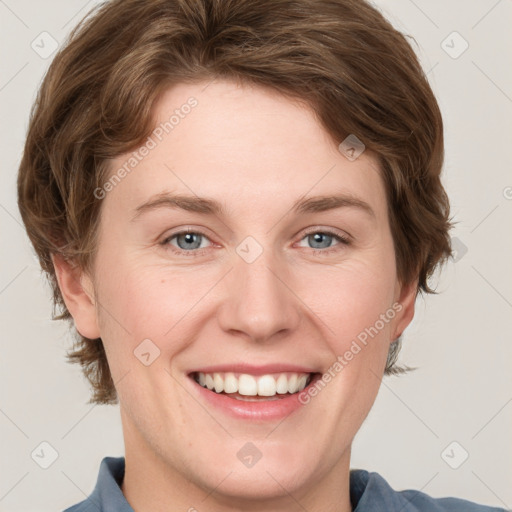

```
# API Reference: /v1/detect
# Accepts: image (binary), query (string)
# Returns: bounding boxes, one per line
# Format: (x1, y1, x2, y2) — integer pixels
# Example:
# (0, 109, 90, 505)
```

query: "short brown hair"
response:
(17, 0, 453, 405)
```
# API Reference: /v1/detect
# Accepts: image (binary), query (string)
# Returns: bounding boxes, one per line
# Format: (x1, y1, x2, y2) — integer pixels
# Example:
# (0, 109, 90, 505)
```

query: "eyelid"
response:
(160, 227, 216, 254)
(299, 225, 352, 242)
(161, 225, 352, 256)
(295, 226, 351, 256)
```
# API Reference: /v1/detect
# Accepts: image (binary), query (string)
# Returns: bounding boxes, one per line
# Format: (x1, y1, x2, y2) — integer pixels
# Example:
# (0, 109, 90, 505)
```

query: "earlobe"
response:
(391, 279, 418, 340)
(51, 253, 101, 339)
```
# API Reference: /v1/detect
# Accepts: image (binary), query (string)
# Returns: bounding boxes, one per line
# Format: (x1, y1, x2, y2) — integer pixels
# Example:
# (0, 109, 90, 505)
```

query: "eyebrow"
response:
(131, 191, 375, 222)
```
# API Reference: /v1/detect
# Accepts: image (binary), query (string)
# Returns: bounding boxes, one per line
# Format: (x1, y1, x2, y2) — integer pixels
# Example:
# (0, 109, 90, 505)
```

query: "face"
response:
(59, 79, 416, 506)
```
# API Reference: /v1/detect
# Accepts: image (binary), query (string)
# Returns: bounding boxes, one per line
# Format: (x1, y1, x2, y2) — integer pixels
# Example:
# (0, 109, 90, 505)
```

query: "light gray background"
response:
(1, 1, 511, 511)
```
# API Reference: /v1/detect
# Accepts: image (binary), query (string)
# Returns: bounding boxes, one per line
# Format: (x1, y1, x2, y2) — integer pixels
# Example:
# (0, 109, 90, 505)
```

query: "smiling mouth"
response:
(189, 371, 318, 401)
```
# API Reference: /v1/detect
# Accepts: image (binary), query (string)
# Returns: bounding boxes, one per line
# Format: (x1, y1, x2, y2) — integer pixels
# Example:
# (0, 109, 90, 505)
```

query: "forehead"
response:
(104, 79, 386, 220)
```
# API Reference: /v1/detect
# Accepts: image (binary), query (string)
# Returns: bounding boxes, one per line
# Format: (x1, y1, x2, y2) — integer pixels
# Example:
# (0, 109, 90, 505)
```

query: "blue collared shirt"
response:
(63, 456, 508, 512)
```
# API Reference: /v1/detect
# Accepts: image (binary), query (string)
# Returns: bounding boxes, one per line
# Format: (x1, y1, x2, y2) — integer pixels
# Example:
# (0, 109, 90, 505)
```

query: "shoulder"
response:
(401, 488, 508, 512)
(61, 502, 95, 512)
(350, 469, 508, 512)
(61, 456, 130, 512)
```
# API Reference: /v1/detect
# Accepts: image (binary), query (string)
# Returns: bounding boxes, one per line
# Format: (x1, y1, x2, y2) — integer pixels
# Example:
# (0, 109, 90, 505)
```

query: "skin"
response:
(53, 78, 417, 512)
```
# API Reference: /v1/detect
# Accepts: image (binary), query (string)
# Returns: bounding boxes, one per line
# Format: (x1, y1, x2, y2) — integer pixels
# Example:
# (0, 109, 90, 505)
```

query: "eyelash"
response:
(160, 227, 351, 258)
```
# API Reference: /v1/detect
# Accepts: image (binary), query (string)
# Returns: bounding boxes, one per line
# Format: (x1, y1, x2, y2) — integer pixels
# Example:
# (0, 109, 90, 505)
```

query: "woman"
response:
(17, 0, 507, 510)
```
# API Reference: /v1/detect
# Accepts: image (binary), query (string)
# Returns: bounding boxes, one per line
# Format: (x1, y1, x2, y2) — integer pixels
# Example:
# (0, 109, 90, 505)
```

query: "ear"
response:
(51, 253, 101, 339)
(391, 278, 418, 340)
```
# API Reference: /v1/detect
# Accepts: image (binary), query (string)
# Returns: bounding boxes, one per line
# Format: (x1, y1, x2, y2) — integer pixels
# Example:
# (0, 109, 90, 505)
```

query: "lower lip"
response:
(188, 374, 320, 421)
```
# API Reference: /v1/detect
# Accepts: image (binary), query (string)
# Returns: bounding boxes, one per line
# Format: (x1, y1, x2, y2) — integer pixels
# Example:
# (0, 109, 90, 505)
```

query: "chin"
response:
(188, 442, 320, 503)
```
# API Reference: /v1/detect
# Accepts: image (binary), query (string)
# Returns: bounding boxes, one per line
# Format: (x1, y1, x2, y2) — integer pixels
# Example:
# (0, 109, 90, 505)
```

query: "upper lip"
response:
(188, 363, 319, 376)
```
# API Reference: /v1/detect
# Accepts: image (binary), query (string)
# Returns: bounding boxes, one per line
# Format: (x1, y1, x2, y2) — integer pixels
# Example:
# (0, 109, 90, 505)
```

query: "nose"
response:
(216, 246, 302, 344)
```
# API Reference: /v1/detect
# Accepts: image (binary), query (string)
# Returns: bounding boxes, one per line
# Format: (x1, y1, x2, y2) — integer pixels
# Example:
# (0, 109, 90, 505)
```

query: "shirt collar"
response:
(87, 457, 134, 512)
(350, 468, 418, 511)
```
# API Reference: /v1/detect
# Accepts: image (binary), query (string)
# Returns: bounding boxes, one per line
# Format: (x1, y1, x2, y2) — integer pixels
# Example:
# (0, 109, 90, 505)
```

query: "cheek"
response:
(96, 265, 174, 339)
(302, 252, 397, 348)
(92, 262, 188, 408)
(93, 254, 210, 367)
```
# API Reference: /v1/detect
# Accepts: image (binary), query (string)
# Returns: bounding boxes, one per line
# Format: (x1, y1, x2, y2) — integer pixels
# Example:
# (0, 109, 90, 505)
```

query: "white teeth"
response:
(194, 371, 312, 397)
(276, 374, 289, 394)
(223, 372, 238, 393)
(238, 374, 258, 395)
(287, 374, 298, 393)
(257, 375, 277, 397)
(205, 373, 214, 390)
(213, 373, 224, 393)
(297, 374, 308, 391)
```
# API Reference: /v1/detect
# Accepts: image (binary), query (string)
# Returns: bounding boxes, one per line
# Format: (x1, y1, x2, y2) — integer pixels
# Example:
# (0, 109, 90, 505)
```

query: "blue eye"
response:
(161, 228, 350, 257)
(162, 230, 211, 257)
(297, 229, 350, 255)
